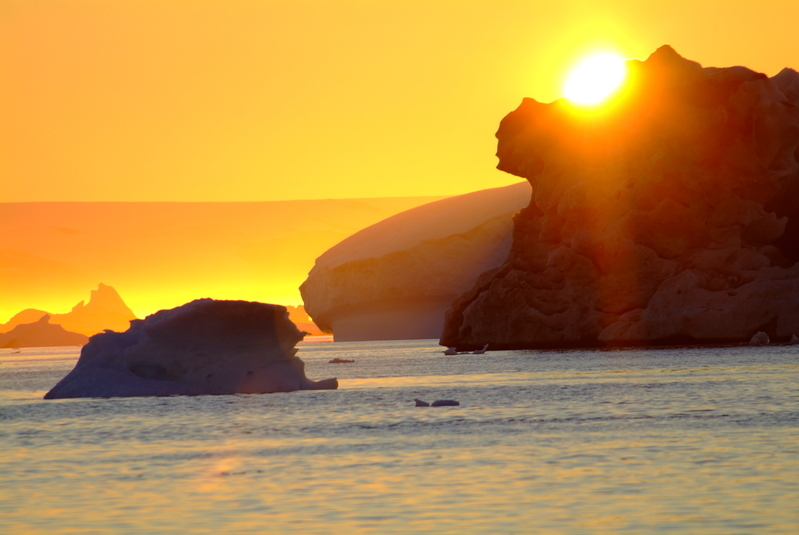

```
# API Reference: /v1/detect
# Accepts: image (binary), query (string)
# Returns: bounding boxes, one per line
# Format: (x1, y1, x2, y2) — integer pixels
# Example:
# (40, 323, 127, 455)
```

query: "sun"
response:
(563, 52, 627, 105)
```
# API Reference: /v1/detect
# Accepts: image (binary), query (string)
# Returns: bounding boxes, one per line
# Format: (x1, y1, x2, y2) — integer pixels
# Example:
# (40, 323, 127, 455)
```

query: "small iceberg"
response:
(45, 299, 338, 399)
(749, 331, 770, 346)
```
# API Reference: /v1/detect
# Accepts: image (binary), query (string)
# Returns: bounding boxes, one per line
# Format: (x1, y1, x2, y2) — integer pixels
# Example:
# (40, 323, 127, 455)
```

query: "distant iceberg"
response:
(0, 283, 137, 338)
(0, 315, 88, 349)
(44, 299, 337, 399)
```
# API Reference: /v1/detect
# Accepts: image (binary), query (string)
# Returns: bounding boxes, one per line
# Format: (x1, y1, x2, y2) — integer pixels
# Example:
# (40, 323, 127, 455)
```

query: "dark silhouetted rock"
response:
(442, 46, 799, 349)
(44, 299, 337, 399)
(301, 182, 530, 341)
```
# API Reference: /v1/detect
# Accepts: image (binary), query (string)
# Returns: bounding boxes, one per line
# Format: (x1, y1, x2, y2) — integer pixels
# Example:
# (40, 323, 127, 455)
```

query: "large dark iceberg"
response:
(45, 299, 337, 399)
(441, 46, 799, 349)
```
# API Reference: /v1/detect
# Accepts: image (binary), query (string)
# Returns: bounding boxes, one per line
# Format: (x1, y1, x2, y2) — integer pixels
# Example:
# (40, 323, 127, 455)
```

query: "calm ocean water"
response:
(1, 340, 797, 534)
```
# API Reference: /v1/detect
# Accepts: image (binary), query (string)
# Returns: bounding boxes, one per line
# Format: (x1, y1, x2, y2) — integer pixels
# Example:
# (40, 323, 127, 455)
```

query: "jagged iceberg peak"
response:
(50, 283, 138, 335)
(45, 299, 337, 399)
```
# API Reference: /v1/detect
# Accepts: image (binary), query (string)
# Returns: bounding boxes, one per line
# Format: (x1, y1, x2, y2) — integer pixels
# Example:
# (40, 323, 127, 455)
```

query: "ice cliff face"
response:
(45, 299, 337, 399)
(300, 182, 530, 340)
(441, 46, 799, 349)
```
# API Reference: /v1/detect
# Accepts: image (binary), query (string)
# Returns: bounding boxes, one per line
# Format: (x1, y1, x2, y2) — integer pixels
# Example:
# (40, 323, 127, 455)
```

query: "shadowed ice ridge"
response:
(44, 299, 337, 399)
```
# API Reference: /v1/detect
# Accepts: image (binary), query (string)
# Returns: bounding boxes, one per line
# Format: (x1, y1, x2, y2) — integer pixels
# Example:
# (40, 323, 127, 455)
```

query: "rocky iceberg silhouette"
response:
(45, 299, 337, 399)
(442, 46, 799, 349)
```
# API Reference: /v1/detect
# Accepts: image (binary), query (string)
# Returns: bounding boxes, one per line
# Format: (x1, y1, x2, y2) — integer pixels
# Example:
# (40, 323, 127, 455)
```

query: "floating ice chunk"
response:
(431, 400, 460, 407)
(44, 299, 337, 399)
(414, 398, 460, 407)
(749, 331, 770, 346)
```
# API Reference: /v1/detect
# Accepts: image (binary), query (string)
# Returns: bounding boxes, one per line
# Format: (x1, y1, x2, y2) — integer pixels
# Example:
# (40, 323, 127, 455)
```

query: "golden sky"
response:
(3, 0, 798, 202)
(0, 197, 443, 321)
(2, 1, 799, 322)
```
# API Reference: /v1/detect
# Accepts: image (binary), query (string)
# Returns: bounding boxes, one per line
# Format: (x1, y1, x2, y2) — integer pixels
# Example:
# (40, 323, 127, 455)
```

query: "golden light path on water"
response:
(1, 341, 798, 533)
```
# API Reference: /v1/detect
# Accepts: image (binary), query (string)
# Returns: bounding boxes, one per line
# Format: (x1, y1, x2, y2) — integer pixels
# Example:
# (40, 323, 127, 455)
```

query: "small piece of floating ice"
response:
(44, 299, 338, 399)
(414, 398, 460, 407)
(442, 343, 488, 355)
(749, 331, 770, 346)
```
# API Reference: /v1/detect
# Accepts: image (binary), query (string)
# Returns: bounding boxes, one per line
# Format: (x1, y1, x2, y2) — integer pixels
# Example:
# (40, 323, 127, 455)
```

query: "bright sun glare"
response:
(563, 52, 627, 105)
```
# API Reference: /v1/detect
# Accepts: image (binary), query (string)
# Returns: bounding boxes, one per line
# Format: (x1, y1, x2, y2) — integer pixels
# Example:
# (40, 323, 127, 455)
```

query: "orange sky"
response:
(2, 0, 798, 202)
(2, 1, 799, 322)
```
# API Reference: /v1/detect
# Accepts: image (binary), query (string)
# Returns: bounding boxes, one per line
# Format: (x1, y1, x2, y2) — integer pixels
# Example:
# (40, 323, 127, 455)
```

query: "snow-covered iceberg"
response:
(300, 182, 530, 341)
(45, 299, 337, 399)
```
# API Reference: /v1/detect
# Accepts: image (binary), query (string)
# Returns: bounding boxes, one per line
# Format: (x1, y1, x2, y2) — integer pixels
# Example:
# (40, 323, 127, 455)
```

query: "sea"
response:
(1, 339, 797, 534)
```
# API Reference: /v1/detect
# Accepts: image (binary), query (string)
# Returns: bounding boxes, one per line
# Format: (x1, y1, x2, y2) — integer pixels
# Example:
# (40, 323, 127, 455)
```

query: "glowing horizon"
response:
(0, 197, 444, 323)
